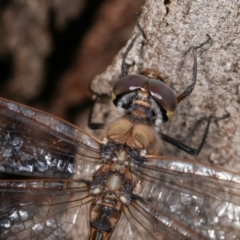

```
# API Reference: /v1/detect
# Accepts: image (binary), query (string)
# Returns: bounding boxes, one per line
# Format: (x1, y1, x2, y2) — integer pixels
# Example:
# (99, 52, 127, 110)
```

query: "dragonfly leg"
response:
(176, 35, 211, 103)
(160, 113, 229, 155)
(121, 13, 146, 76)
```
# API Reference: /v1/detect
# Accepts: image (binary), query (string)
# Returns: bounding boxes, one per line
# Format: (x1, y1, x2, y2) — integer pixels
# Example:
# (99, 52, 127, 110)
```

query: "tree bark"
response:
(91, 0, 240, 171)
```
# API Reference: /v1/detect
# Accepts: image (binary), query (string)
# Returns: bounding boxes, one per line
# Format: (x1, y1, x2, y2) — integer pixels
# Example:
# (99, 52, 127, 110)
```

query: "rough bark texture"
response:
(91, 0, 240, 171)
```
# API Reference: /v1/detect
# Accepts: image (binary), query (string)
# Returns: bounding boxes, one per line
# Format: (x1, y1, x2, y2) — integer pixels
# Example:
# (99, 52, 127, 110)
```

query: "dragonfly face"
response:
(1, 37, 240, 240)
(112, 70, 177, 125)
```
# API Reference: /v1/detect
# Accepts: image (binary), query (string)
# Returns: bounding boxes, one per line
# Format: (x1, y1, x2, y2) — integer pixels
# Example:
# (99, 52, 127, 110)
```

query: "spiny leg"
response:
(161, 114, 229, 155)
(121, 13, 146, 76)
(176, 35, 211, 103)
(161, 35, 227, 155)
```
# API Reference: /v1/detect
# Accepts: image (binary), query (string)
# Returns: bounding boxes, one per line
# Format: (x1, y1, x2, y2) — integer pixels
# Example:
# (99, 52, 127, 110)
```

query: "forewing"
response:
(0, 179, 92, 239)
(131, 156, 240, 239)
(0, 98, 102, 179)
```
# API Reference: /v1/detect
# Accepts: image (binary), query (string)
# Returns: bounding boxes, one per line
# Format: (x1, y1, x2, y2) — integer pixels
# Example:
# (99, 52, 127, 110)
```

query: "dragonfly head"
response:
(112, 68, 177, 126)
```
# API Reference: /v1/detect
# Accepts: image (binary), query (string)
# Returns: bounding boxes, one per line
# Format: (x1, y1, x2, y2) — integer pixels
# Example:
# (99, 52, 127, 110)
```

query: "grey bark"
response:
(90, 0, 240, 171)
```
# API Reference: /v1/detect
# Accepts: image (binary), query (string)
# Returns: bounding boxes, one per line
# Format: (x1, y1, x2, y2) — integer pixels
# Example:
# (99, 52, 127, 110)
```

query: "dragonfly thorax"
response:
(106, 116, 160, 154)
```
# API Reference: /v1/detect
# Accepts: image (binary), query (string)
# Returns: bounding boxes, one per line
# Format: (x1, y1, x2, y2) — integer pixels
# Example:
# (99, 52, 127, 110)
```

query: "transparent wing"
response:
(0, 179, 92, 240)
(130, 156, 240, 240)
(0, 98, 102, 179)
(112, 200, 205, 240)
(109, 198, 205, 240)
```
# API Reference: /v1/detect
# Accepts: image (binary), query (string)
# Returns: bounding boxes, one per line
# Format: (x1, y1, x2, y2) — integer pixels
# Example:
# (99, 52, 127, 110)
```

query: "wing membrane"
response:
(131, 156, 240, 239)
(0, 179, 92, 239)
(0, 98, 102, 179)
(111, 199, 204, 240)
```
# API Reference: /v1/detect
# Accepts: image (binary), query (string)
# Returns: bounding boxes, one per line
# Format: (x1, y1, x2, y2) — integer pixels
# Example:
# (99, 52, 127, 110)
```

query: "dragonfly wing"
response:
(131, 156, 240, 239)
(111, 211, 157, 240)
(0, 179, 92, 239)
(0, 98, 102, 179)
(110, 200, 203, 240)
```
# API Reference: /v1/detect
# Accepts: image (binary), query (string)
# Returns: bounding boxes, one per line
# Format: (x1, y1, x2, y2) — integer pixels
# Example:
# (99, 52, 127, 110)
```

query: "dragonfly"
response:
(1, 32, 240, 240)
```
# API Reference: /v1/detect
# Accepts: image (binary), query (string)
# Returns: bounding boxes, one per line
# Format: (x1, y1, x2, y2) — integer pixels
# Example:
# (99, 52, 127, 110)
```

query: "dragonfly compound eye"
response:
(148, 79, 177, 120)
(112, 74, 147, 102)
